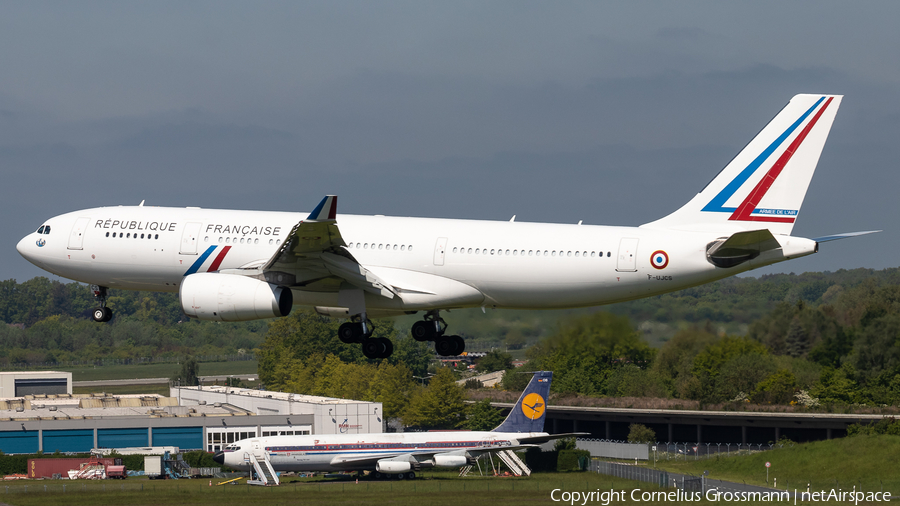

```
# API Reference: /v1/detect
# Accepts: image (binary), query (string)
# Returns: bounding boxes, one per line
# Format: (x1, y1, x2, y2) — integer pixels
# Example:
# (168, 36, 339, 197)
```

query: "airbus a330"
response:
(18, 94, 874, 358)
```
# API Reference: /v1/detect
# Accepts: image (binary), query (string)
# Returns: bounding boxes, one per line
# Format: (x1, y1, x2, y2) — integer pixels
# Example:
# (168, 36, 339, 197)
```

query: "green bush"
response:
(847, 417, 900, 436)
(557, 449, 591, 472)
(524, 448, 558, 472)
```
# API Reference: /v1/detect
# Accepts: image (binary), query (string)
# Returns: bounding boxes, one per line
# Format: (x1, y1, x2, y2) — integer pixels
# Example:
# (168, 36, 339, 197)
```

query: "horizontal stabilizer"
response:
(707, 229, 781, 268)
(813, 230, 881, 243)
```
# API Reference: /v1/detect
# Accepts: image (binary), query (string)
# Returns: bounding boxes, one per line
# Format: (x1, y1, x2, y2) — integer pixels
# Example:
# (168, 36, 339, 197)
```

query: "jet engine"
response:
(375, 459, 412, 474)
(180, 273, 292, 321)
(432, 453, 469, 468)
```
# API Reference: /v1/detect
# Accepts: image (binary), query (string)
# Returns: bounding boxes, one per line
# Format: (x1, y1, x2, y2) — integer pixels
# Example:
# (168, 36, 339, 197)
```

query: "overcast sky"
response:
(3, 2, 898, 283)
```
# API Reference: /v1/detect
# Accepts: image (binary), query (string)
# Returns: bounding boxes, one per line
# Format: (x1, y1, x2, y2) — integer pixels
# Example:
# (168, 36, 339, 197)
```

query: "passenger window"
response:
(155, 234, 159, 239)
(106, 232, 110, 237)
(607, 251, 611, 257)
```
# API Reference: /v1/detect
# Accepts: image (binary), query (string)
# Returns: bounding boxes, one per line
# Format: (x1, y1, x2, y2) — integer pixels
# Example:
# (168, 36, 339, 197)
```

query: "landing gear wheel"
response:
(435, 335, 457, 356)
(378, 337, 393, 359)
(362, 337, 394, 359)
(338, 322, 360, 344)
(451, 335, 465, 355)
(406, 472, 416, 480)
(92, 307, 112, 323)
(411, 321, 435, 342)
(396, 472, 405, 480)
(374, 472, 383, 480)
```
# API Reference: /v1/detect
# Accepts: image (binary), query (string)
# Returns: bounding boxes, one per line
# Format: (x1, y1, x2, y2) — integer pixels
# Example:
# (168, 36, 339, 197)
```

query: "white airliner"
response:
(17, 94, 874, 358)
(212, 371, 573, 480)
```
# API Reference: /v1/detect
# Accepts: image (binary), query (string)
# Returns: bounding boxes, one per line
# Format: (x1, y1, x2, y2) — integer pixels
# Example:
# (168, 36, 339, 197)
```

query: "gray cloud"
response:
(3, 2, 899, 283)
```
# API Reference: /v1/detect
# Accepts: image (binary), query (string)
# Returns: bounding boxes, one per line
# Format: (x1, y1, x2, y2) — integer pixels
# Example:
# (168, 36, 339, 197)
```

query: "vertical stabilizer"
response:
(492, 371, 552, 433)
(642, 94, 842, 235)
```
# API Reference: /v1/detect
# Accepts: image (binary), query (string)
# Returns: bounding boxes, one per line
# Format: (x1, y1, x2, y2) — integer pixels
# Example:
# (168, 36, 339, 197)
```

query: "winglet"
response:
(307, 195, 338, 221)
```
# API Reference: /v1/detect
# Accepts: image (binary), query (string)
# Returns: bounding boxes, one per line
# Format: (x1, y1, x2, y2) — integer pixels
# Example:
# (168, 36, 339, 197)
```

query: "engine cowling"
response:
(180, 273, 292, 322)
(432, 454, 468, 468)
(375, 459, 412, 474)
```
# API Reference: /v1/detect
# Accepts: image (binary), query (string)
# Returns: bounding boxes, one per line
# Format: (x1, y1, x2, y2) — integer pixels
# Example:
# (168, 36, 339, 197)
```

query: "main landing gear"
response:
(338, 315, 393, 359)
(90, 285, 113, 323)
(411, 311, 465, 357)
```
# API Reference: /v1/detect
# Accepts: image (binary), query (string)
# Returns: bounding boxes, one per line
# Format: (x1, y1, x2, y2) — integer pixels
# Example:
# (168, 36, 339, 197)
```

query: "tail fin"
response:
(492, 371, 552, 433)
(642, 94, 842, 235)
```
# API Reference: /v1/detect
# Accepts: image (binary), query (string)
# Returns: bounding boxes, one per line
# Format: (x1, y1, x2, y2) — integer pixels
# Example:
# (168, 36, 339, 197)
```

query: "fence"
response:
(577, 440, 649, 460)
(592, 461, 671, 488)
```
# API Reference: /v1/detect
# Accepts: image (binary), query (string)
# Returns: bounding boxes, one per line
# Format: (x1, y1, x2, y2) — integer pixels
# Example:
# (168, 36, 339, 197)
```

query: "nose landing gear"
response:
(90, 285, 113, 323)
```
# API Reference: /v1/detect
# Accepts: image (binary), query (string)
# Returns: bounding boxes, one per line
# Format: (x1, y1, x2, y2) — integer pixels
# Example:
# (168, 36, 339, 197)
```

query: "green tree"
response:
(462, 399, 505, 430)
(627, 423, 656, 444)
(367, 361, 416, 419)
(527, 312, 654, 396)
(476, 350, 513, 373)
(751, 369, 797, 404)
(403, 367, 467, 429)
(172, 356, 199, 386)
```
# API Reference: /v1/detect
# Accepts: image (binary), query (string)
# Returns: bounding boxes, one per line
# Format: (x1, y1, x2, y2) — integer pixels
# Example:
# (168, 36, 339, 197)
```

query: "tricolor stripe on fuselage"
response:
(184, 245, 232, 276)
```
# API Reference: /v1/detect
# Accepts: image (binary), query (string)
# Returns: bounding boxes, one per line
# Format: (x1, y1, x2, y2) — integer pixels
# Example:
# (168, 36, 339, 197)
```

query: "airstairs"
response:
(497, 450, 531, 476)
(247, 453, 279, 486)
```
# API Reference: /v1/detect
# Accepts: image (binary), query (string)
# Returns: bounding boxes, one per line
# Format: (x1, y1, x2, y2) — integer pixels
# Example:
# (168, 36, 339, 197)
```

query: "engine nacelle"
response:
(180, 273, 292, 322)
(432, 454, 468, 468)
(375, 459, 412, 474)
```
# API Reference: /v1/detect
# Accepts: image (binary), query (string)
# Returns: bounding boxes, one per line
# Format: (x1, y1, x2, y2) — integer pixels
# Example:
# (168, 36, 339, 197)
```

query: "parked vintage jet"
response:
(212, 371, 576, 480)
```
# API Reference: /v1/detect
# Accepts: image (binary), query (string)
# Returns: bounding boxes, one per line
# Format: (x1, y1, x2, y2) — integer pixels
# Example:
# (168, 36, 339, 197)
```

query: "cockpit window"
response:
(37, 226, 45, 234)
(43, 226, 50, 234)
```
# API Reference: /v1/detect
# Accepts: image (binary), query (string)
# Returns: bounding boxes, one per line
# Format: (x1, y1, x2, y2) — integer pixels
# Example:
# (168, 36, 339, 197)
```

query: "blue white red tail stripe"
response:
(729, 97, 834, 223)
(701, 96, 825, 216)
(308, 195, 337, 221)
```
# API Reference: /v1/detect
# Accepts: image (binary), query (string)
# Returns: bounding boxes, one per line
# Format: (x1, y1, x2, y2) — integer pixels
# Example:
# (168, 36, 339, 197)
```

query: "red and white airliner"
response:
(17, 94, 874, 358)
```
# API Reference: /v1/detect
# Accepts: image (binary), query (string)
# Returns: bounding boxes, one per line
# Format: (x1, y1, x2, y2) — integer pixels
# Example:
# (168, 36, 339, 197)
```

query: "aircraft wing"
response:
(510, 432, 590, 445)
(261, 195, 396, 299)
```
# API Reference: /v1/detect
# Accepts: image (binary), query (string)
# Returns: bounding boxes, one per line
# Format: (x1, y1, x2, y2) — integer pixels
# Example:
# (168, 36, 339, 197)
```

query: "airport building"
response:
(0, 371, 72, 398)
(0, 385, 382, 455)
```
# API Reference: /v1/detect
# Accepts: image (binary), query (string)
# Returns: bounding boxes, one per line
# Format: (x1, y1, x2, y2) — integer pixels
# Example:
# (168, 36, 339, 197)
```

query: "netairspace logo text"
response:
(550, 488, 893, 504)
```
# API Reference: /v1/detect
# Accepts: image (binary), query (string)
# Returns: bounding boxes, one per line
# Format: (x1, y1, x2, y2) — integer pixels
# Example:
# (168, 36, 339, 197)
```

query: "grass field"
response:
(653, 434, 900, 493)
(58, 360, 258, 382)
(0, 471, 655, 506)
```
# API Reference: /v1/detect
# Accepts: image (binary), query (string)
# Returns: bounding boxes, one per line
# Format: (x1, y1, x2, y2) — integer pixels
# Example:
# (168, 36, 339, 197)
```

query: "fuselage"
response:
(16, 205, 817, 313)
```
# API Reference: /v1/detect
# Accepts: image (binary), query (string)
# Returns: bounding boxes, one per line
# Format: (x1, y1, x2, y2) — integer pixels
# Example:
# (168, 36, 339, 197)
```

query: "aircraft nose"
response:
(16, 234, 33, 260)
(212, 451, 225, 465)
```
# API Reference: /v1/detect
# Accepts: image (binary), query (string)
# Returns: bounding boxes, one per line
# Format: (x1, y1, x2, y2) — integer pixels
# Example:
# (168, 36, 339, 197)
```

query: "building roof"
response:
(0, 393, 251, 421)
(178, 385, 375, 405)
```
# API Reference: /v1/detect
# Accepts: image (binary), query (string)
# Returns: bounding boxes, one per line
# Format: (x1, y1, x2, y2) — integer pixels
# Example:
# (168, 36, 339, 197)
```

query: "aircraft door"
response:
(616, 238, 639, 272)
(67, 217, 91, 250)
(180, 222, 202, 255)
(433, 237, 448, 266)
